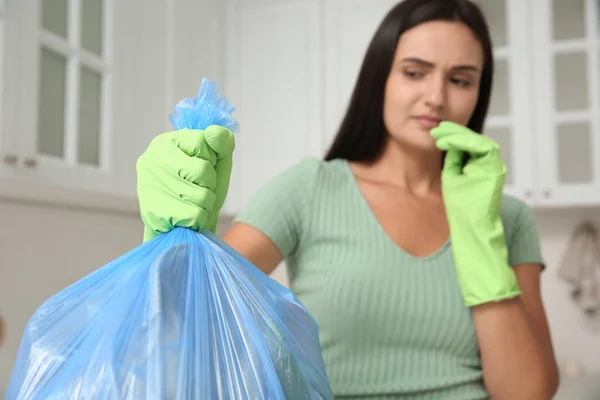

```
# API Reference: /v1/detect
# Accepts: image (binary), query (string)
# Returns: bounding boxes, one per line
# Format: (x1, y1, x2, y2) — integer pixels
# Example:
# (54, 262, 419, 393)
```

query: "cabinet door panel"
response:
(224, 0, 321, 214)
(0, 5, 18, 179)
(554, 52, 588, 111)
(13, 0, 118, 195)
(477, 0, 535, 202)
(323, 0, 397, 147)
(488, 58, 510, 116)
(552, 0, 585, 41)
(478, 0, 508, 46)
(556, 121, 593, 184)
(37, 47, 68, 159)
(531, 0, 600, 206)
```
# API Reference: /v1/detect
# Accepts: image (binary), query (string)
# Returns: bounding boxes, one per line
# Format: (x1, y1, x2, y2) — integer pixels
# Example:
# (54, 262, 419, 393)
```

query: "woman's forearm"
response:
(472, 298, 557, 400)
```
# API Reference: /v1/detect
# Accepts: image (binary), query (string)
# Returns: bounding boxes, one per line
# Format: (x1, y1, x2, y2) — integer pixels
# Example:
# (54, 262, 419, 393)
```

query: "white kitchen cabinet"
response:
(475, 0, 537, 203)
(1, 0, 123, 195)
(529, 0, 600, 207)
(0, 1, 16, 182)
(0, 0, 225, 210)
(451, 0, 600, 207)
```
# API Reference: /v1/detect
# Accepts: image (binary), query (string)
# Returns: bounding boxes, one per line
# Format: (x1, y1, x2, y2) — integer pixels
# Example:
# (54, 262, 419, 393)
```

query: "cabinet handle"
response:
(3, 154, 18, 165)
(543, 190, 551, 198)
(524, 190, 532, 198)
(4, 154, 17, 165)
(23, 158, 37, 168)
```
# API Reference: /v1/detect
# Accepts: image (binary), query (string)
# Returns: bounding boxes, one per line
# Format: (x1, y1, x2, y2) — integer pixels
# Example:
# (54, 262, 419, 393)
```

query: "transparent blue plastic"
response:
(6, 79, 333, 400)
(169, 77, 240, 133)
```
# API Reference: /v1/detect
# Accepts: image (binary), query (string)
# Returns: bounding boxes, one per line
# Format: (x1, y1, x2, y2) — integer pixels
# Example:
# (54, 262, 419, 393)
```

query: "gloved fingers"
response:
(430, 121, 475, 139)
(137, 147, 217, 192)
(213, 154, 232, 195)
(175, 156, 217, 190)
(168, 129, 217, 164)
(142, 197, 211, 234)
(176, 183, 217, 213)
(152, 164, 217, 212)
(434, 132, 498, 158)
(431, 121, 498, 157)
(442, 149, 464, 174)
(204, 125, 235, 159)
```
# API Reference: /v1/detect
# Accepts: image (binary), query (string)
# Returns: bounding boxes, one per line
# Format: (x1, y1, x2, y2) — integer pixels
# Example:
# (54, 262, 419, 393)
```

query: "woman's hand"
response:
(432, 122, 559, 397)
(136, 126, 235, 242)
(431, 121, 520, 307)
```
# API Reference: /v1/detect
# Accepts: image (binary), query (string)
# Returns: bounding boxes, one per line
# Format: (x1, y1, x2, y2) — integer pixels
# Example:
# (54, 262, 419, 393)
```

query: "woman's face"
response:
(383, 20, 484, 152)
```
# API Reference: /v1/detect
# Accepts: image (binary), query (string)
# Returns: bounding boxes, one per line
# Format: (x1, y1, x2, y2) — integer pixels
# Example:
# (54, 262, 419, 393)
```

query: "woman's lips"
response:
(414, 116, 441, 130)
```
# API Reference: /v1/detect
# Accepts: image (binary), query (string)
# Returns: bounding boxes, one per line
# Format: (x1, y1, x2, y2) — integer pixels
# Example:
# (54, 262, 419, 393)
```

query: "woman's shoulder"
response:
(500, 195, 532, 220)
(500, 194, 538, 236)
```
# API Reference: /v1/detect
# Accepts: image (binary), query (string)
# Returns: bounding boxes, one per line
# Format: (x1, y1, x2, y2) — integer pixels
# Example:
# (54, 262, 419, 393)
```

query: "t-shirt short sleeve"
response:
(501, 196, 545, 269)
(234, 157, 321, 259)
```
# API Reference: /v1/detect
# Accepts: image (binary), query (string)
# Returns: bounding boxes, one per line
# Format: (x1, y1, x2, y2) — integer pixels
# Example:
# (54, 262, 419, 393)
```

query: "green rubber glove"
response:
(136, 125, 235, 242)
(431, 121, 521, 307)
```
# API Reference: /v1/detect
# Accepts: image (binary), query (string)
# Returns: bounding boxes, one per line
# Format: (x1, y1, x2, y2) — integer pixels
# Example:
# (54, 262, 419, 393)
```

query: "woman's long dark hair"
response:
(324, 0, 494, 162)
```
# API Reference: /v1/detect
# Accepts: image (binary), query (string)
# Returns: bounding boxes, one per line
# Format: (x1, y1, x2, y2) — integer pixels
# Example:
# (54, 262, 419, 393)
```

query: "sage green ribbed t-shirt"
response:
(235, 157, 544, 399)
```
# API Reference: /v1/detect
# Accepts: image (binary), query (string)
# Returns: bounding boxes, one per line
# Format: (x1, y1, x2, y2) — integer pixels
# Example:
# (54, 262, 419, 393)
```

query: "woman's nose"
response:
(424, 77, 446, 110)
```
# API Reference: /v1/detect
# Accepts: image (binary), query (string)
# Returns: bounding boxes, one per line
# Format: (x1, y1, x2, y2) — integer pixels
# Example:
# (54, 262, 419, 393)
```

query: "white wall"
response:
(0, 198, 144, 391)
(535, 209, 600, 375)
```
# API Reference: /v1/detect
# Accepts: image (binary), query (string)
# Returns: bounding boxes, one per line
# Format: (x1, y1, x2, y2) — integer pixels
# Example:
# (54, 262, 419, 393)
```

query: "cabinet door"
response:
(9, 0, 122, 195)
(0, 4, 18, 179)
(531, 0, 600, 206)
(116, 0, 170, 200)
(322, 0, 397, 148)
(223, 0, 321, 214)
(476, 0, 536, 203)
(0, 18, 4, 171)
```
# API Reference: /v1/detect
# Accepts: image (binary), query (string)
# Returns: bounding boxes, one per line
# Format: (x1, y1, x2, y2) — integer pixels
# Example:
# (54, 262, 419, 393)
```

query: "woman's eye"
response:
(404, 70, 423, 79)
(450, 77, 472, 87)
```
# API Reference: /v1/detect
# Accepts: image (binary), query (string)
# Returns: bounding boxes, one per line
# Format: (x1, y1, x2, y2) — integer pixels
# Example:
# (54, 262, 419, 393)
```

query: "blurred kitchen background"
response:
(1, 0, 600, 398)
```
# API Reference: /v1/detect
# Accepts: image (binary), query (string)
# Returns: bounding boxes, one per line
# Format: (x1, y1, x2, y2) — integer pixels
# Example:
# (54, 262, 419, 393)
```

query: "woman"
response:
(136, 0, 560, 398)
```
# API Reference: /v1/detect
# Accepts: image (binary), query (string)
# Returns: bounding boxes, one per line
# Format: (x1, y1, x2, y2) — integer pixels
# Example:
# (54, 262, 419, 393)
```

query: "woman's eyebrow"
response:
(400, 57, 480, 72)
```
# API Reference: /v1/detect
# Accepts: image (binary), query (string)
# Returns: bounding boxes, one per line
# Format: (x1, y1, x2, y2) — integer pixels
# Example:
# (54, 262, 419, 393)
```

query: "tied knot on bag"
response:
(558, 221, 600, 319)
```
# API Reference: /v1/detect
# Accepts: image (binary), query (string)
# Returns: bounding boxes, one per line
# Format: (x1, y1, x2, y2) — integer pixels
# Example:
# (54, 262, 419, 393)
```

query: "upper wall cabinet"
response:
(474, 0, 537, 203)
(1, 0, 123, 195)
(0, 0, 226, 207)
(529, 0, 600, 207)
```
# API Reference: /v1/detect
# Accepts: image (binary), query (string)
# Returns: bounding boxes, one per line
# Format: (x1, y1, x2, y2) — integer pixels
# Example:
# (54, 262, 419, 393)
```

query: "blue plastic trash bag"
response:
(6, 79, 333, 400)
